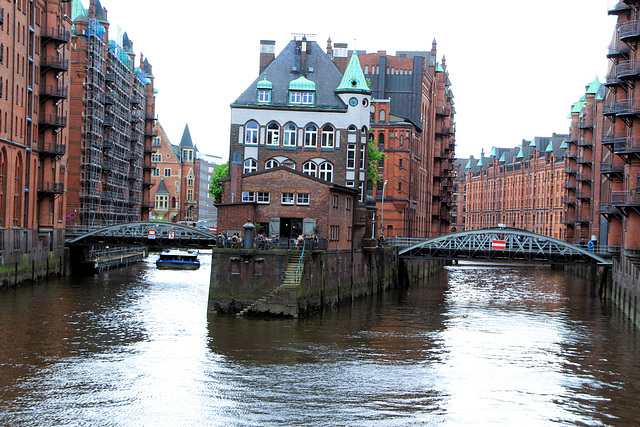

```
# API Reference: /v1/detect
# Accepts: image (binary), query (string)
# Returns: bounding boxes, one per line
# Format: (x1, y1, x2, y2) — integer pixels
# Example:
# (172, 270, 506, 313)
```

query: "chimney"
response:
(332, 42, 349, 73)
(259, 40, 276, 75)
(229, 153, 243, 203)
(326, 37, 332, 55)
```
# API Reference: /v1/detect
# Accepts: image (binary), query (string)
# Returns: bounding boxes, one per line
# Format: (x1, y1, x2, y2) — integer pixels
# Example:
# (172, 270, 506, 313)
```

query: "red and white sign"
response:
(148, 229, 156, 240)
(168, 230, 175, 239)
(209, 226, 217, 233)
(492, 240, 506, 250)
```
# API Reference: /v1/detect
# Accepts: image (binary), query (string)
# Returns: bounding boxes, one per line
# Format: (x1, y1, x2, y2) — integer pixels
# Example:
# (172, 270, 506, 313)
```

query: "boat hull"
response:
(155, 260, 200, 270)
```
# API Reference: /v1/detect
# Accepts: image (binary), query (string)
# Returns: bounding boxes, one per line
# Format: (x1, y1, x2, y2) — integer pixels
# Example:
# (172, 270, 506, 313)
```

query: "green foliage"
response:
(367, 140, 387, 187)
(208, 161, 229, 203)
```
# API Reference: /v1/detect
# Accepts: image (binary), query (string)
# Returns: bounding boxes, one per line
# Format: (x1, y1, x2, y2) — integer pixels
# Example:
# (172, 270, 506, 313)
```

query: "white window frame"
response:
(319, 162, 333, 182)
(281, 192, 295, 205)
(266, 122, 279, 146)
(289, 91, 301, 104)
(258, 89, 271, 103)
(152, 168, 160, 177)
(265, 159, 279, 169)
(301, 91, 314, 104)
(303, 161, 317, 177)
(151, 153, 161, 162)
(242, 191, 255, 202)
(305, 124, 317, 147)
(347, 144, 356, 169)
(297, 193, 309, 205)
(257, 192, 270, 204)
(244, 158, 257, 174)
(321, 125, 334, 148)
(164, 168, 171, 177)
(359, 145, 365, 169)
(245, 121, 258, 145)
(283, 123, 296, 146)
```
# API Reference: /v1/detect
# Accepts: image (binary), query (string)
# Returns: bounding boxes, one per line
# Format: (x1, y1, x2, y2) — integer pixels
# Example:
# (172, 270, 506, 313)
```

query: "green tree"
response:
(368, 140, 387, 188)
(208, 161, 229, 203)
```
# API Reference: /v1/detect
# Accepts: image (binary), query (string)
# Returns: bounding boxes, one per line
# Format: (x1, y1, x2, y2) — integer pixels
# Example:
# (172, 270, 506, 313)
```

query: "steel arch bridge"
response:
(398, 228, 611, 265)
(66, 221, 217, 249)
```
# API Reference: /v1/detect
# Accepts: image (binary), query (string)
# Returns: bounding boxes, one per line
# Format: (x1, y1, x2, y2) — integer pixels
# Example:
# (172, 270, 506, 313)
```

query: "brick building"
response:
(218, 35, 372, 248)
(462, 134, 568, 240)
(0, 0, 72, 285)
(149, 122, 222, 225)
(358, 40, 456, 238)
(66, 0, 156, 228)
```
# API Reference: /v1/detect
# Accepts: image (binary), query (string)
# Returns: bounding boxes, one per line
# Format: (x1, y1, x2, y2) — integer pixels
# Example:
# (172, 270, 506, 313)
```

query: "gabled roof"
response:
(232, 40, 346, 109)
(335, 51, 371, 94)
(156, 177, 170, 195)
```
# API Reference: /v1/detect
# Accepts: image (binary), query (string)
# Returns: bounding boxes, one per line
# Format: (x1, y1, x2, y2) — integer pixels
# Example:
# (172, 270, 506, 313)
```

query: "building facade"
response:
(66, 0, 155, 229)
(218, 35, 372, 249)
(358, 40, 456, 238)
(0, 0, 73, 285)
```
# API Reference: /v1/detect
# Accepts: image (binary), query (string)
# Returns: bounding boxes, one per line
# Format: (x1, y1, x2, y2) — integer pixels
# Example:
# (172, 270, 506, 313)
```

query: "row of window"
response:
(258, 90, 314, 105)
(243, 158, 334, 182)
(245, 121, 335, 148)
(242, 191, 310, 206)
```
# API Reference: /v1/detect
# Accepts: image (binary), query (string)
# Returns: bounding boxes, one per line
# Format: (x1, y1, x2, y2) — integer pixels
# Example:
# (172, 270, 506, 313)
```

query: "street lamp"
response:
(380, 179, 388, 237)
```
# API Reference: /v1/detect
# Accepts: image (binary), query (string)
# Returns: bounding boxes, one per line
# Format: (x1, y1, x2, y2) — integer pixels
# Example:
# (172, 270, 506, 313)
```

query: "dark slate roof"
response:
(123, 32, 133, 53)
(179, 124, 194, 148)
(156, 177, 170, 195)
(232, 40, 347, 110)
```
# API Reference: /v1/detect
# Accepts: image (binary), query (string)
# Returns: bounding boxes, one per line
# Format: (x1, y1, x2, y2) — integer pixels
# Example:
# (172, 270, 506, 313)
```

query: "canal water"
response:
(1, 254, 639, 426)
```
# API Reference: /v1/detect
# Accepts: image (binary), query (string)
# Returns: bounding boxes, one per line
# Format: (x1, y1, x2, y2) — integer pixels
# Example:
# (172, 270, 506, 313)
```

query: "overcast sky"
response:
(92, 0, 616, 160)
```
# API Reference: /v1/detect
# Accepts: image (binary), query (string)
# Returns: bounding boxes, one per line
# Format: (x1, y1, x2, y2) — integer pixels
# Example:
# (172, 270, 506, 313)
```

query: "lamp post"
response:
(380, 179, 388, 237)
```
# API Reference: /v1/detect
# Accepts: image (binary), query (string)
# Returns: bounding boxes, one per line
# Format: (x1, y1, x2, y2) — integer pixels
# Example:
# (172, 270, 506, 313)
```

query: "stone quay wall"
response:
(208, 247, 444, 317)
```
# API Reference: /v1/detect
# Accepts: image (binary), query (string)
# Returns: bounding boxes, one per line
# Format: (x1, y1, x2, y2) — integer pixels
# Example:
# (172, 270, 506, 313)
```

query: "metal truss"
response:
(66, 221, 217, 249)
(399, 228, 611, 265)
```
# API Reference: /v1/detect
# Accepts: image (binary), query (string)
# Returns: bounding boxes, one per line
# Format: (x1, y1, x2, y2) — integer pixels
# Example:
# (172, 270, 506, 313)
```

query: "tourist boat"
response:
(156, 249, 200, 270)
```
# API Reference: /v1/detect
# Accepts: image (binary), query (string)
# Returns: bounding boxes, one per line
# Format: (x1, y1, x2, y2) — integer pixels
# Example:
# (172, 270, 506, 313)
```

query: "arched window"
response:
(245, 121, 258, 145)
(319, 162, 333, 182)
(364, 65, 369, 74)
(321, 124, 334, 148)
(265, 159, 279, 169)
(304, 124, 317, 147)
(378, 133, 385, 150)
(302, 161, 317, 177)
(379, 110, 386, 122)
(283, 123, 296, 146)
(243, 158, 257, 174)
(266, 122, 279, 146)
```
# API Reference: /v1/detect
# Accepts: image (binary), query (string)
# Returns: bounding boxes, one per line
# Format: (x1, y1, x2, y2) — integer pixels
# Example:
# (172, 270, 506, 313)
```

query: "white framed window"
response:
(164, 168, 171, 177)
(266, 122, 279, 146)
(152, 137, 161, 146)
(265, 159, 279, 169)
(245, 121, 258, 145)
(257, 192, 270, 204)
(289, 91, 301, 104)
(347, 144, 355, 169)
(301, 91, 314, 104)
(359, 145, 365, 169)
(319, 162, 333, 182)
(244, 158, 257, 174)
(258, 89, 271, 103)
(297, 193, 309, 205)
(283, 123, 296, 146)
(281, 192, 295, 205)
(152, 168, 160, 177)
(321, 125, 334, 148)
(151, 153, 161, 162)
(303, 161, 317, 177)
(305, 124, 317, 147)
(242, 191, 255, 202)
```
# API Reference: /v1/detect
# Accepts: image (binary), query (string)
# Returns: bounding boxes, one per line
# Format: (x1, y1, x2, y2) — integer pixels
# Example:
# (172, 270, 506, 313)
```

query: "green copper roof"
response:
(336, 51, 371, 94)
(586, 76, 601, 95)
(465, 159, 471, 169)
(559, 139, 568, 149)
(530, 137, 537, 148)
(545, 140, 554, 152)
(516, 147, 524, 159)
(289, 76, 315, 91)
(477, 156, 483, 167)
(257, 76, 273, 89)
(436, 62, 445, 73)
(490, 146, 497, 157)
(571, 100, 584, 114)
(499, 153, 506, 162)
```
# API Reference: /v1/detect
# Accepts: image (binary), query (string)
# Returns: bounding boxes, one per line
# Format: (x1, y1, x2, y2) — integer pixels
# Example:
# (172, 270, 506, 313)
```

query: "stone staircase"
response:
(236, 255, 302, 317)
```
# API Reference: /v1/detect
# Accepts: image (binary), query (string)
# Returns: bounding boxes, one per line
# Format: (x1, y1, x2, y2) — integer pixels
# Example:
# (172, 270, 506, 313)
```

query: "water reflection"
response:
(0, 257, 639, 425)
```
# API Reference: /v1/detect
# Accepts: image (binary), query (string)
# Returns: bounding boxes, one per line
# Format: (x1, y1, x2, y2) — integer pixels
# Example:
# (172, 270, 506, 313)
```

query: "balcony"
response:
(608, 41, 631, 58)
(576, 156, 593, 164)
(613, 136, 640, 157)
(576, 189, 592, 200)
(575, 214, 592, 224)
(600, 161, 624, 179)
(563, 181, 577, 191)
(612, 190, 640, 208)
(435, 125, 452, 136)
(577, 117, 594, 129)
(37, 182, 64, 196)
(40, 27, 70, 44)
(435, 106, 450, 117)
(103, 116, 114, 127)
(562, 196, 576, 205)
(564, 165, 578, 175)
(38, 141, 66, 157)
(39, 114, 67, 129)
(619, 20, 640, 42)
(577, 172, 592, 182)
(40, 85, 68, 101)
(41, 56, 69, 72)
(105, 72, 115, 83)
(576, 138, 593, 147)
(142, 179, 156, 187)
(598, 202, 622, 219)
(616, 59, 640, 80)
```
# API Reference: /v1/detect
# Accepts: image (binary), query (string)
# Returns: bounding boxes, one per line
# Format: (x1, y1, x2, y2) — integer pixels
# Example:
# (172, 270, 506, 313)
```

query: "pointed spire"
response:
(499, 153, 506, 163)
(559, 139, 568, 149)
(179, 124, 194, 148)
(490, 146, 497, 157)
(477, 149, 484, 167)
(336, 51, 371, 94)
(516, 147, 524, 159)
(530, 137, 537, 148)
(465, 158, 472, 169)
(155, 177, 170, 195)
(545, 140, 554, 152)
